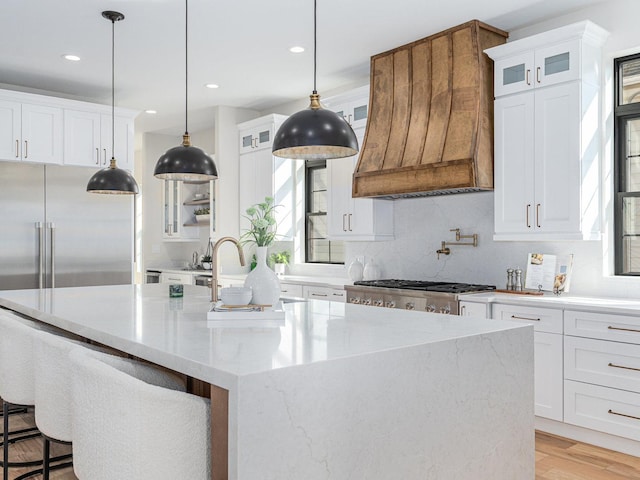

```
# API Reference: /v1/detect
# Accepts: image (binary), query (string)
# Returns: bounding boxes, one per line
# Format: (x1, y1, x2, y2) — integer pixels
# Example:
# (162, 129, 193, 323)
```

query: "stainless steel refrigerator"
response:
(0, 163, 134, 290)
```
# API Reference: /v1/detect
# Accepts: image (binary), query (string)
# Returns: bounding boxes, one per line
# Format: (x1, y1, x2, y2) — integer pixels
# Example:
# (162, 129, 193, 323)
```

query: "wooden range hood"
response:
(353, 20, 508, 198)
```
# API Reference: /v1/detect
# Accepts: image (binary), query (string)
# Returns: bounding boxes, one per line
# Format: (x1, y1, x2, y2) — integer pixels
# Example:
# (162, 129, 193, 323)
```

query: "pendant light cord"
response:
(313, 0, 317, 94)
(185, 0, 189, 135)
(111, 17, 115, 160)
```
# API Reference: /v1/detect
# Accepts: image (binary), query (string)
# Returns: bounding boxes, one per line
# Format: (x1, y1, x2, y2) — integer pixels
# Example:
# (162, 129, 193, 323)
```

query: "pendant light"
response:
(153, 0, 217, 181)
(272, 0, 358, 160)
(87, 11, 139, 195)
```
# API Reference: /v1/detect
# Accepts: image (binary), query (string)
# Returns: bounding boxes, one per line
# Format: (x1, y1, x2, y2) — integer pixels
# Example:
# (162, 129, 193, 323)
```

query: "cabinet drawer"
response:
(159, 272, 193, 285)
(565, 310, 640, 344)
(492, 304, 562, 334)
(280, 283, 303, 298)
(565, 336, 640, 394)
(565, 380, 640, 442)
(303, 286, 346, 303)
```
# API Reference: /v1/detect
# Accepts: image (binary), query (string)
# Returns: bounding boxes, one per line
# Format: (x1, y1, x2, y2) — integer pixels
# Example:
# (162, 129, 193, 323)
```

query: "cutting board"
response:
(493, 289, 544, 296)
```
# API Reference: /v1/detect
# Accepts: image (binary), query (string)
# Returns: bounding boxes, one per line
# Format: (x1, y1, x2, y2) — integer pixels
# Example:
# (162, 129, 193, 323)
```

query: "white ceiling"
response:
(1, 0, 603, 134)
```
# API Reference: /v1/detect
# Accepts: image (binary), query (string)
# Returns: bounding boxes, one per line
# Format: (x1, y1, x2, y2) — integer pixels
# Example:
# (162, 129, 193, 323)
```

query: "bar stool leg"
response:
(3, 401, 8, 480)
(43, 437, 50, 479)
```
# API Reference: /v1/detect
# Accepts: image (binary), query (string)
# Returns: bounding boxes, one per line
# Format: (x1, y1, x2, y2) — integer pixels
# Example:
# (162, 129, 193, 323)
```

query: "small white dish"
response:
(220, 286, 252, 306)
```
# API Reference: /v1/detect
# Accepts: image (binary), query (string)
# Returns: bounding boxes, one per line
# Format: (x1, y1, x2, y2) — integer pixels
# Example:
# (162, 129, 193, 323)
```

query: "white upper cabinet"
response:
(323, 85, 370, 130)
(238, 114, 295, 242)
(64, 110, 134, 171)
(0, 89, 136, 170)
(0, 96, 63, 165)
(323, 87, 394, 241)
(239, 120, 277, 154)
(486, 21, 608, 241)
(493, 40, 580, 97)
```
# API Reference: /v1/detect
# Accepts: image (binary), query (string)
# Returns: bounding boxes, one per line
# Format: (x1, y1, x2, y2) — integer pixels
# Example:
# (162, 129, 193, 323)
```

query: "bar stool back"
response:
(70, 349, 211, 480)
(35, 330, 106, 479)
(0, 311, 44, 478)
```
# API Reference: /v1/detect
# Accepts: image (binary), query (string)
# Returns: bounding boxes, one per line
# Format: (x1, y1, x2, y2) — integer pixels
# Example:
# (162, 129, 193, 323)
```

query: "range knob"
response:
(363, 298, 372, 306)
(426, 304, 436, 313)
(374, 299, 384, 307)
(439, 304, 451, 314)
(385, 300, 396, 308)
(349, 297, 361, 304)
(405, 302, 415, 310)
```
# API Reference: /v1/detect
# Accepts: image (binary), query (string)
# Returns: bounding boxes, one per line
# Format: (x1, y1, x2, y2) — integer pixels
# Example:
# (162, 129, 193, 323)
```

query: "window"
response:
(305, 160, 344, 264)
(615, 54, 640, 274)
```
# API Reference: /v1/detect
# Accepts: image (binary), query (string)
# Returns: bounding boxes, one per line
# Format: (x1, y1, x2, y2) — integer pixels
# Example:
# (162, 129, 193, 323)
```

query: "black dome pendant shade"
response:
(272, 0, 358, 160)
(154, 134, 217, 181)
(153, 0, 218, 181)
(87, 11, 139, 195)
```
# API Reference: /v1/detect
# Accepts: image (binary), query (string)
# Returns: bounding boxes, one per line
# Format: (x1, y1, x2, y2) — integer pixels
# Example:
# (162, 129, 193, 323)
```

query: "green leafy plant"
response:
(240, 196, 280, 247)
(201, 254, 212, 263)
(269, 250, 290, 265)
(194, 207, 210, 216)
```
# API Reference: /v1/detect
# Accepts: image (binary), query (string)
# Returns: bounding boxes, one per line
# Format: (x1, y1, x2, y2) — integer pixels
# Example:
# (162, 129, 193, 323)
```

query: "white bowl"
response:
(220, 287, 252, 306)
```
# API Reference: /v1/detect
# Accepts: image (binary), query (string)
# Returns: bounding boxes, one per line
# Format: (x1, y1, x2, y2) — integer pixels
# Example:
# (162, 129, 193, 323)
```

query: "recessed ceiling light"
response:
(145, 110, 157, 114)
(205, 83, 219, 89)
(63, 54, 81, 62)
(289, 46, 305, 53)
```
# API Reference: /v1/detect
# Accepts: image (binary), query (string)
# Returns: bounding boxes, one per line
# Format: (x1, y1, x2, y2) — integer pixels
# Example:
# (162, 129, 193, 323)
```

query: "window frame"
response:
(304, 159, 344, 265)
(614, 52, 640, 275)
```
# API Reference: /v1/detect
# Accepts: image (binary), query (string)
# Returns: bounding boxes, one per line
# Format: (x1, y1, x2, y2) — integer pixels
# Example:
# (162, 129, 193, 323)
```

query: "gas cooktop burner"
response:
(353, 279, 496, 294)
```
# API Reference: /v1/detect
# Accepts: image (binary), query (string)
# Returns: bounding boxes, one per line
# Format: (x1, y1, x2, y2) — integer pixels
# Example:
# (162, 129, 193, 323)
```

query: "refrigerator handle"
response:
(36, 222, 44, 288)
(49, 222, 56, 289)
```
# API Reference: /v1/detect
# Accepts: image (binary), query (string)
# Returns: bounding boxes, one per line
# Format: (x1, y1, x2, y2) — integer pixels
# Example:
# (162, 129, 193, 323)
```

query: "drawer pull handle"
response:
(608, 326, 640, 333)
(608, 362, 640, 372)
(608, 409, 640, 421)
(311, 293, 328, 297)
(511, 315, 540, 321)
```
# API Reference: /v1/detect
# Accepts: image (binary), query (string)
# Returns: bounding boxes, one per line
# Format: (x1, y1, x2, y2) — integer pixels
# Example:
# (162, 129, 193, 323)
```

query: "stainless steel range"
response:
(344, 280, 496, 315)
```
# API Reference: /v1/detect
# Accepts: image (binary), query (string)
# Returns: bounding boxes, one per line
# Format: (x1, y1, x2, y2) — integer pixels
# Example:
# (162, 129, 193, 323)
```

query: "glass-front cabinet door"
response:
(534, 40, 580, 88)
(239, 125, 274, 154)
(493, 41, 579, 97)
(494, 52, 535, 97)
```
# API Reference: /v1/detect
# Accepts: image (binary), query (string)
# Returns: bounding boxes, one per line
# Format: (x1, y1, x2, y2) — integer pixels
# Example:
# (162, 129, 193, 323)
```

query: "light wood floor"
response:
(2, 410, 640, 479)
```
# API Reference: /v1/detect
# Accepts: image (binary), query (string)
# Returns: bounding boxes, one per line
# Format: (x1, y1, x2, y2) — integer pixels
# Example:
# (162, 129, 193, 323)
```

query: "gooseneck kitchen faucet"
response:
(210, 237, 246, 302)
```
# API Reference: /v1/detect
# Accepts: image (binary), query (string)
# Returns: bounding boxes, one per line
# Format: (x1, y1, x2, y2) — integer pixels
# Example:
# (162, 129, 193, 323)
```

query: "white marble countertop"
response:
(460, 291, 640, 315)
(0, 284, 524, 389)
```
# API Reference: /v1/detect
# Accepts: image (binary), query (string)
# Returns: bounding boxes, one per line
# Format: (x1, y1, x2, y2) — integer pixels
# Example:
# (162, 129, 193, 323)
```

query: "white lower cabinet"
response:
(458, 301, 488, 317)
(159, 272, 194, 285)
(565, 336, 640, 393)
(565, 380, 640, 442)
(492, 303, 563, 421)
(280, 283, 303, 298)
(534, 332, 564, 421)
(303, 285, 346, 303)
(563, 309, 640, 443)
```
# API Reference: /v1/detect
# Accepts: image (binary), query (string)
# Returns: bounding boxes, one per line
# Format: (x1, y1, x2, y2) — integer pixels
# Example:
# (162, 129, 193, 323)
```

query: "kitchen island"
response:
(0, 284, 534, 479)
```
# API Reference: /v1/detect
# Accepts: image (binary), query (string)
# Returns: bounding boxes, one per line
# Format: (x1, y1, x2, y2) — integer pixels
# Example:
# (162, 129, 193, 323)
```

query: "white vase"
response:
(348, 258, 364, 281)
(244, 246, 281, 306)
(363, 259, 381, 281)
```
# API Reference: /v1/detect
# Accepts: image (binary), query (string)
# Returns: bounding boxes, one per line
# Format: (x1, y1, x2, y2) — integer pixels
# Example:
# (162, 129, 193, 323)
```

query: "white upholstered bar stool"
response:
(34, 330, 102, 479)
(0, 310, 71, 479)
(70, 348, 211, 480)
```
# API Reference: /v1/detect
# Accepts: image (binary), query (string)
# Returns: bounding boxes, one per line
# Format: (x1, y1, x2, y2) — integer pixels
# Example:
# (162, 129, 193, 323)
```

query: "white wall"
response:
(280, 0, 640, 298)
